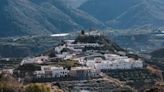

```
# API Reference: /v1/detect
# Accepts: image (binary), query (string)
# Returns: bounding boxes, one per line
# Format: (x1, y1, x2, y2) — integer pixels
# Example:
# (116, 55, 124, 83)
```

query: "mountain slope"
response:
(59, 0, 88, 8)
(107, 0, 164, 29)
(80, 0, 164, 29)
(80, 0, 140, 22)
(52, 0, 105, 29)
(0, 0, 104, 37)
(151, 48, 164, 58)
(0, 0, 28, 37)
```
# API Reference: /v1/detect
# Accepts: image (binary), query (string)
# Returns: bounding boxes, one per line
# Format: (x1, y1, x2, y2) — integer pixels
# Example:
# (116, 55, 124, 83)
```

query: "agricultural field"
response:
(102, 69, 160, 90)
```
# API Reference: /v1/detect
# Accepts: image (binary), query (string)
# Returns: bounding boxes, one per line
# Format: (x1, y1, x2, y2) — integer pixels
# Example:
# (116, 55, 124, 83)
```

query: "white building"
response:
(56, 52, 75, 60)
(55, 45, 66, 53)
(69, 67, 100, 78)
(84, 54, 143, 70)
(21, 56, 49, 65)
(34, 71, 46, 78)
(35, 66, 69, 78)
(132, 59, 143, 68)
(64, 40, 75, 45)
(85, 30, 102, 36)
(64, 54, 74, 60)
(51, 67, 69, 78)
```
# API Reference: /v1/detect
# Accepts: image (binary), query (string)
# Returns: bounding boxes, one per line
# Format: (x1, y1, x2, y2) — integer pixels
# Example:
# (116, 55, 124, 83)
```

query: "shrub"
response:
(25, 83, 51, 92)
(0, 73, 23, 92)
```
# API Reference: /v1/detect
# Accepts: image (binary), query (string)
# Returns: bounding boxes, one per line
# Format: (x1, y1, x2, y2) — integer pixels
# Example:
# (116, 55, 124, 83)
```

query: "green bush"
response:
(25, 83, 51, 92)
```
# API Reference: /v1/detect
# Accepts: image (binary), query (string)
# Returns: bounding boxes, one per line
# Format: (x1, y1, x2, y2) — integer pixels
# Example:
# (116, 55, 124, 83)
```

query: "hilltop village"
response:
(1, 31, 163, 92)
(19, 31, 143, 80)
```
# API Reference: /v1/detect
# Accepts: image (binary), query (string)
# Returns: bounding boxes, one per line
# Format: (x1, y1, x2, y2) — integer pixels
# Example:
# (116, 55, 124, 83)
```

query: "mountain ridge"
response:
(0, 0, 104, 37)
(80, 0, 164, 29)
(1, 0, 164, 37)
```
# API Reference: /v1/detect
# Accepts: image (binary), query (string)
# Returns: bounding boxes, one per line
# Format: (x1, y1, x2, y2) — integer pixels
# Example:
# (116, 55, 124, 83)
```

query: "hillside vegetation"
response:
(80, 0, 164, 29)
(0, 0, 104, 37)
(151, 48, 164, 58)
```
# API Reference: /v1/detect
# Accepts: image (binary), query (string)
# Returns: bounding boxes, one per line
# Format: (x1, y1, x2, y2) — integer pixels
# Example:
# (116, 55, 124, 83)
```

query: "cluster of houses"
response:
(34, 66, 68, 78)
(84, 54, 143, 70)
(34, 66, 101, 80)
(20, 31, 144, 80)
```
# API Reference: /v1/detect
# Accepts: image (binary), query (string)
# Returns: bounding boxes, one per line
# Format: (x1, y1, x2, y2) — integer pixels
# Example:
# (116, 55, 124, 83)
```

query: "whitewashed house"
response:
(55, 45, 66, 53)
(51, 67, 69, 78)
(35, 66, 69, 78)
(34, 71, 45, 78)
(69, 67, 100, 79)
(84, 54, 143, 70)
(132, 59, 143, 68)
(85, 30, 102, 36)
(21, 56, 49, 65)
(64, 40, 75, 45)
